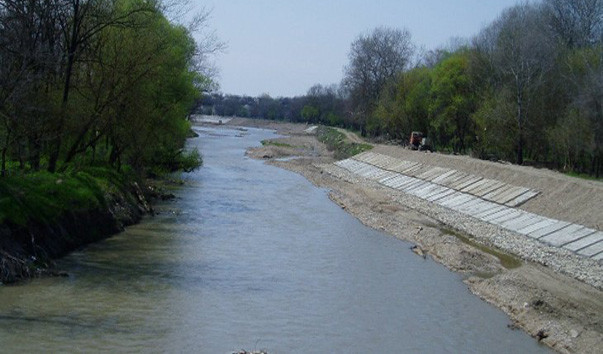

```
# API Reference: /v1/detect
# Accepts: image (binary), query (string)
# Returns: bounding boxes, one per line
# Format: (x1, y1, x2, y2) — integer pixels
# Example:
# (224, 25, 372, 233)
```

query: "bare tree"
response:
(544, 0, 603, 48)
(477, 3, 556, 164)
(0, 0, 64, 173)
(342, 26, 414, 134)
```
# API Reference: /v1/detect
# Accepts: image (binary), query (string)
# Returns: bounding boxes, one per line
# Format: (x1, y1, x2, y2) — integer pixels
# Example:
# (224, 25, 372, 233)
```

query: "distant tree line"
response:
(0, 0, 217, 177)
(199, 0, 602, 177)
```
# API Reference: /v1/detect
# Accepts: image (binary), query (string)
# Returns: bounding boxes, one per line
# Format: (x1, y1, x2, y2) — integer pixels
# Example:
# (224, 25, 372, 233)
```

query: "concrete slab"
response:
(431, 191, 464, 205)
(391, 176, 415, 189)
(517, 218, 558, 234)
(539, 224, 588, 246)
(423, 185, 454, 199)
(505, 190, 540, 207)
(474, 181, 507, 197)
(411, 184, 446, 198)
(394, 177, 420, 189)
(487, 186, 529, 204)
(563, 231, 603, 252)
(482, 185, 514, 200)
(453, 176, 484, 191)
(345, 160, 365, 169)
(426, 189, 457, 202)
(417, 167, 450, 181)
(528, 221, 572, 239)
(336, 156, 603, 262)
(500, 213, 542, 230)
(372, 170, 392, 180)
(415, 183, 447, 199)
(367, 157, 388, 168)
(406, 166, 430, 178)
(578, 240, 603, 257)
(398, 163, 422, 174)
(352, 153, 371, 163)
(404, 180, 431, 192)
(446, 174, 477, 189)
(438, 171, 469, 187)
(356, 166, 377, 177)
(398, 179, 425, 191)
(341, 163, 360, 173)
(487, 209, 525, 224)
(391, 161, 419, 173)
(334, 159, 351, 168)
(430, 170, 459, 184)
(448, 195, 481, 210)
(439, 194, 476, 208)
(473, 205, 507, 218)
(360, 167, 381, 178)
(385, 161, 405, 173)
(460, 179, 490, 193)
(465, 179, 500, 195)
(480, 208, 517, 222)
(381, 173, 401, 185)
(457, 199, 498, 215)
(381, 178, 399, 188)
(503, 215, 547, 233)
(378, 172, 399, 183)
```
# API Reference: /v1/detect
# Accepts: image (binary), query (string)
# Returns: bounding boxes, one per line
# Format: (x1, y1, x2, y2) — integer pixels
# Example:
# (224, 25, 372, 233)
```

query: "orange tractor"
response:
(409, 131, 432, 151)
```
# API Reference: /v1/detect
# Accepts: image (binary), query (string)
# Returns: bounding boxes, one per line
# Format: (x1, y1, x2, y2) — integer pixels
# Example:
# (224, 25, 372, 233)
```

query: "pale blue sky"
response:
(196, 0, 523, 97)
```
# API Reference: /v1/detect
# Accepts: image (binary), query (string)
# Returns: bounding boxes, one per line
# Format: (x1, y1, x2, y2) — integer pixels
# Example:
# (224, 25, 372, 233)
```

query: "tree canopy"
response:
(198, 1, 603, 177)
(0, 0, 216, 177)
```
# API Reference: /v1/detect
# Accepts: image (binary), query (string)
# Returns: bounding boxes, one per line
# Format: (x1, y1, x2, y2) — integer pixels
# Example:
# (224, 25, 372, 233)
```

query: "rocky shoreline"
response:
(228, 118, 603, 354)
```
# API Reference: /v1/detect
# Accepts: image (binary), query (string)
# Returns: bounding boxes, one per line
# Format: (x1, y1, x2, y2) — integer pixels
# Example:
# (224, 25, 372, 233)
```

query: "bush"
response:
(316, 126, 372, 160)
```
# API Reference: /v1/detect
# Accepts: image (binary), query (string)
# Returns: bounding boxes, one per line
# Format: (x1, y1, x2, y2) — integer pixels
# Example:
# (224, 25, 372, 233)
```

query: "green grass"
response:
(261, 140, 294, 148)
(0, 168, 129, 226)
(443, 228, 522, 269)
(565, 171, 603, 182)
(316, 126, 373, 160)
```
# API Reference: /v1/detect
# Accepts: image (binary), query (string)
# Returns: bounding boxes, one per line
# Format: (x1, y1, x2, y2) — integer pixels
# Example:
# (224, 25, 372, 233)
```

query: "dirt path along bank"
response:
(219, 118, 602, 354)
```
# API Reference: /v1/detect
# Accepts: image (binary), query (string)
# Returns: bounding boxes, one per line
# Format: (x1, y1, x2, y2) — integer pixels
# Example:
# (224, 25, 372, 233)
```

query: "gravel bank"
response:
(225, 118, 603, 353)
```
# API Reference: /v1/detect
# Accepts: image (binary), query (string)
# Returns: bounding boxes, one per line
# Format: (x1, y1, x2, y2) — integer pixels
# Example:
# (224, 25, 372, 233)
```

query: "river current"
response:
(0, 126, 548, 353)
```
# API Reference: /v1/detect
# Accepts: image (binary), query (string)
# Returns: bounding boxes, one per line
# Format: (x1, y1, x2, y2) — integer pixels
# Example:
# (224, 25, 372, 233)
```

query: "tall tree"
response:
(342, 26, 414, 134)
(429, 51, 477, 153)
(544, 0, 603, 48)
(477, 3, 556, 164)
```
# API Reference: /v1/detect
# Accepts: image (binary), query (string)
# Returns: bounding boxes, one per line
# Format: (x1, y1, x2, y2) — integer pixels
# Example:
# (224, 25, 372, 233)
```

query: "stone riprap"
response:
(335, 152, 603, 262)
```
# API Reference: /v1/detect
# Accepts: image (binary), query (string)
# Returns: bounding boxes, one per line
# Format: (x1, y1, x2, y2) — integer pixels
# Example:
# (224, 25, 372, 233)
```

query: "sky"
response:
(194, 0, 523, 97)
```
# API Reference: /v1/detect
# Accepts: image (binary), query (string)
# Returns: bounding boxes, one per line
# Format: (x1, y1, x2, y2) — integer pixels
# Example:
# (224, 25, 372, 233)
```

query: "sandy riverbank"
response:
(222, 118, 602, 353)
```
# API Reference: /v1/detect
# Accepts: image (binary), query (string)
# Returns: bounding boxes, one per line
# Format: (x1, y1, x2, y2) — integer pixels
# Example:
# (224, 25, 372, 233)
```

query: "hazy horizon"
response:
(196, 0, 524, 97)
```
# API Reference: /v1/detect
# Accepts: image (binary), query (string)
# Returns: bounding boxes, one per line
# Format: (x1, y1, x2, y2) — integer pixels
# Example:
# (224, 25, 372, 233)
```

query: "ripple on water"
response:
(0, 126, 549, 353)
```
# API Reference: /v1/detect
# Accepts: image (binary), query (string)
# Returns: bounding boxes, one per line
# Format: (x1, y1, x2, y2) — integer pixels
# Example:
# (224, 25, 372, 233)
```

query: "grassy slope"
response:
(316, 126, 373, 159)
(0, 168, 145, 283)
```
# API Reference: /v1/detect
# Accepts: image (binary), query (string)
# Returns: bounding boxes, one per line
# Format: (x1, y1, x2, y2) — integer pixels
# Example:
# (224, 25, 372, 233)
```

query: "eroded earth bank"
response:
(227, 117, 603, 354)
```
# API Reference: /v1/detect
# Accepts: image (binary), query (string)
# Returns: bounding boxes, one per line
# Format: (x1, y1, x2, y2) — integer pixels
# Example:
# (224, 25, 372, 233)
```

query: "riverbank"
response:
(0, 169, 175, 284)
(225, 117, 603, 354)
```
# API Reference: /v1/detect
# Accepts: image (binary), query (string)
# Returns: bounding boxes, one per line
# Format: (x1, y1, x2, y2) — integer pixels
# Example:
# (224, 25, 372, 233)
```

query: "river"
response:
(0, 126, 548, 353)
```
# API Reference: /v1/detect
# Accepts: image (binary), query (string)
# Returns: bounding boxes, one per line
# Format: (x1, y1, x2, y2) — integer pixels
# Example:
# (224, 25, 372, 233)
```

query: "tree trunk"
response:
(1, 146, 7, 177)
(516, 86, 524, 165)
(48, 0, 81, 173)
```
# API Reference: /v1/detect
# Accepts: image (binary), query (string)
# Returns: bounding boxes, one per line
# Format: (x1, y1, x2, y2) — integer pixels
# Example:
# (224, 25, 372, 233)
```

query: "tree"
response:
(429, 51, 477, 153)
(544, 0, 603, 48)
(373, 67, 431, 140)
(476, 3, 556, 164)
(342, 26, 415, 134)
(0, 0, 65, 173)
(0, 0, 216, 177)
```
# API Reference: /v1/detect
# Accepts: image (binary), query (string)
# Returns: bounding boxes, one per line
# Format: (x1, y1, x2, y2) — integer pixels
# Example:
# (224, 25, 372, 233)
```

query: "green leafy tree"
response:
(429, 51, 477, 153)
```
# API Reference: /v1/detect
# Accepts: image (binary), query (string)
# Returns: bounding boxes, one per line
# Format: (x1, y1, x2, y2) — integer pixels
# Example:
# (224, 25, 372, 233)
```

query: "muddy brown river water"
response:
(0, 126, 549, 353)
